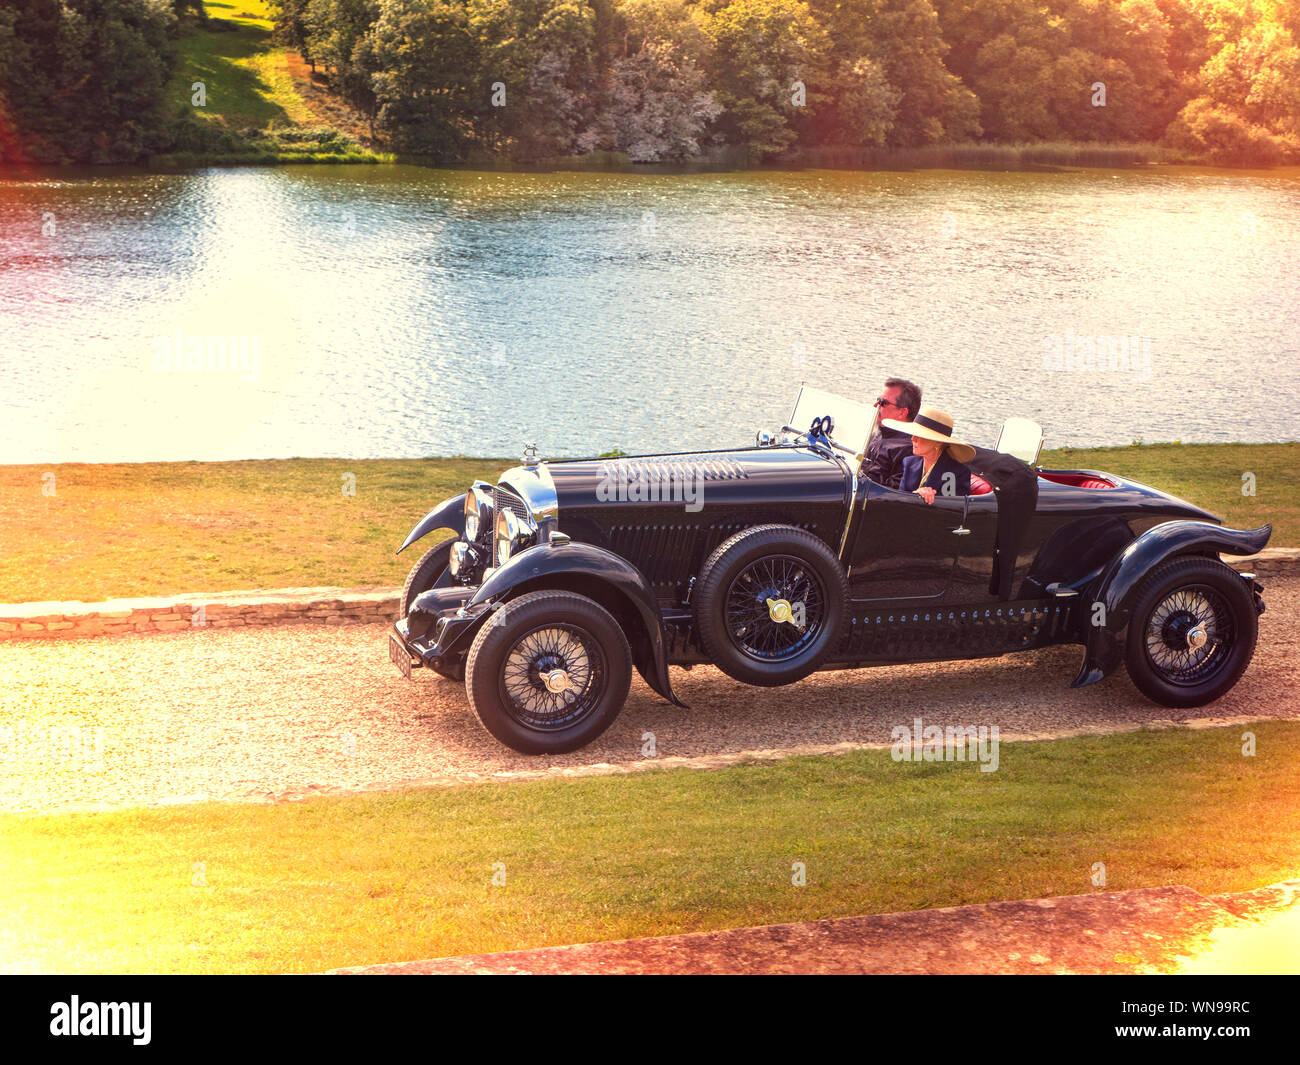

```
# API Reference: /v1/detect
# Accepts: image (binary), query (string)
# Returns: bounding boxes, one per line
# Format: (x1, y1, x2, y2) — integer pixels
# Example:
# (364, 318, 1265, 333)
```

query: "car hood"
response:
(541, 445, 849, 511)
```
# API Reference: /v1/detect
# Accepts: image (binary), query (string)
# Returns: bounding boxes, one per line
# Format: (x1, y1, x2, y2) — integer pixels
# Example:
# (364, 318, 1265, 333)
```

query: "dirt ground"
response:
(3, 577, 1296, 815)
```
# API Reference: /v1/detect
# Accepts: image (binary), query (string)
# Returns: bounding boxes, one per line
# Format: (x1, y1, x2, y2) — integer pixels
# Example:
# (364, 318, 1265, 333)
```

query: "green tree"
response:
(1059, 0, 1181, 140)
(0, 0, 177, 164)
(306, 0, 380, 119)
(861, 0, 980, 144)
(1163, 0, 1300, 161)
(461, 0, 604, 159)
(1165, 96, 1289, 163)
(703, 0, 829, 158)
(364, 0, 483, 155)
(597, 0, 722, 161)
(270, 0, 314, 66)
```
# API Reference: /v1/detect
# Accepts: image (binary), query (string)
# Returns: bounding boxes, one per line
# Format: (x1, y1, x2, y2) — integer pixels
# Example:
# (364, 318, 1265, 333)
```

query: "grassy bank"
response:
(2, 723, 1296, 973)
(156, 1, 387, 166)
(0, 443, 1291, 603)
(784, 141, 1171, 172)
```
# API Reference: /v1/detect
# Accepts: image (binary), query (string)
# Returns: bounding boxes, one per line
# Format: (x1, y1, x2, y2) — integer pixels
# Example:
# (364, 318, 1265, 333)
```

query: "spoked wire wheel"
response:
(1124, 556, 1258, 709)
(725, 555, 826, 664)
(1142, 584, 1235, 686)
(501, 624, 607, 731)
(465, 590, 632, 754)
(693, 524, 847, 687)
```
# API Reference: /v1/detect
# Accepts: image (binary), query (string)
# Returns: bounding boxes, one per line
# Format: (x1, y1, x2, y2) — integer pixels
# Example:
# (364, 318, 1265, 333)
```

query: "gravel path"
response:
(4, 576, 1297, 815)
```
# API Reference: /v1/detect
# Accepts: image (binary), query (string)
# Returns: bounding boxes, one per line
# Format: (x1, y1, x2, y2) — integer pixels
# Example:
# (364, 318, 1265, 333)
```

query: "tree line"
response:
(270, 0, 1300, 164)
(1, 0, 1297, 166)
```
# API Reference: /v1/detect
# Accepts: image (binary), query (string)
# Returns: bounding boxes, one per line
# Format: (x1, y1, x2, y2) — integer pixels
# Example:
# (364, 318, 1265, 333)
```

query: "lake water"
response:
(1, 164, 1298, 464)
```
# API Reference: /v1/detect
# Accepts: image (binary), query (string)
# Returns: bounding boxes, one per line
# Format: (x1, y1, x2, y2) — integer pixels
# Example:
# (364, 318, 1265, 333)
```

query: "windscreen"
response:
(787, 385, 878, 457)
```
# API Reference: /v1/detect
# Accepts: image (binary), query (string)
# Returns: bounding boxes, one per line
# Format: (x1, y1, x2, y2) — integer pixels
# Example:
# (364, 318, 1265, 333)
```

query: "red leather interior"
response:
(969, 474, 993, 495)
(1038, 472, 1116, 489)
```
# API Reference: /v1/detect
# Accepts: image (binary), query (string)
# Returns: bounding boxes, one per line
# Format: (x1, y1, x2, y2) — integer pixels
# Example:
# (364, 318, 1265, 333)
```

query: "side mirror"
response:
(996, 417, 1044, 465)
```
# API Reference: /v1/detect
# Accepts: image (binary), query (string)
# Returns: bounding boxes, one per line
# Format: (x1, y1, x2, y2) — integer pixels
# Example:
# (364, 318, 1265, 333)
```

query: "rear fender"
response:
(1070, 521, 1271, 687)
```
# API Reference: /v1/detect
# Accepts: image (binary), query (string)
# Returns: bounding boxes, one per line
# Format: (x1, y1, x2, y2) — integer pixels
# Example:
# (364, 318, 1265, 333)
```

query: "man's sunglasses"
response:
(874, 396, 902, 408)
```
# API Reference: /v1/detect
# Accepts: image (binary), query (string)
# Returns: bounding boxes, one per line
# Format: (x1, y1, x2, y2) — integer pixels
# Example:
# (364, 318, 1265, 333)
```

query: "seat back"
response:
(996, 417, 1044, 465)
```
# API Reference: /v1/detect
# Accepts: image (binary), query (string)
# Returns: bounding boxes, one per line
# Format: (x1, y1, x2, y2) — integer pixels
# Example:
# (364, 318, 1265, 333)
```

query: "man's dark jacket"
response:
(863, 426, 912, 489)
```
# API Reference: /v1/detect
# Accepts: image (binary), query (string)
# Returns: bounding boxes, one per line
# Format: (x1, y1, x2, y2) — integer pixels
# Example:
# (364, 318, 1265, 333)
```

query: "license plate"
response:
(388, 634, 413, 680)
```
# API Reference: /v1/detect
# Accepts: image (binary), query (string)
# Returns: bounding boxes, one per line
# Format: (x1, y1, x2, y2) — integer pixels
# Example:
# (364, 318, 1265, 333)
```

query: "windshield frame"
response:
(786, 385, 879, 466)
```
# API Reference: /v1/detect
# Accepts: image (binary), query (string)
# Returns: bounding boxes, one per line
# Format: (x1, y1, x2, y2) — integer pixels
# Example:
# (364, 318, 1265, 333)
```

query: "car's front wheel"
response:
(1123, 556, 1259, 708)
(400, 536, 457, 616)
(464, 590, 632, 754)
(399, 536, 464, 680)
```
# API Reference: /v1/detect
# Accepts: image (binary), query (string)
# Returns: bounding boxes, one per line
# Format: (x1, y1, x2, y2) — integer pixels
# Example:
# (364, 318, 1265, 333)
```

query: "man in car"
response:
(863, 378, 921, 489)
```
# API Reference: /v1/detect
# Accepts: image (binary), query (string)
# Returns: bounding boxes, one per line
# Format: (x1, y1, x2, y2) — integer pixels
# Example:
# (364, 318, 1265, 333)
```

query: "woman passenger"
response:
(880, 407, 975, 504)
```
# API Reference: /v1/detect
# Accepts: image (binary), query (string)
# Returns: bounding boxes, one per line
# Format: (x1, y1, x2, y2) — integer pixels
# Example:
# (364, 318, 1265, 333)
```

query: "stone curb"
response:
(1229, 546, 1299, 577)
(0, 586, 402, 640)
(0, 548, 1295, 641)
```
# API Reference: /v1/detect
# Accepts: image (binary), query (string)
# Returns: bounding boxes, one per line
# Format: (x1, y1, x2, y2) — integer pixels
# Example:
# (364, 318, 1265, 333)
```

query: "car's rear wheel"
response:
(693, 524, 847, 686)
(400, 536, 462, 680)
(1123, 556, 1258, 708)
(465, 590, 632, 754)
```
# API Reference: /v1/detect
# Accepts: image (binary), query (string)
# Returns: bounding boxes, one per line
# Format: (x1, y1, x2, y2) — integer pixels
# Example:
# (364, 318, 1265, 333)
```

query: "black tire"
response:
(400, 536, 462, 680)
(465, 590, 632, 754)
(693, 524, 848, 686)
(1123, 556, 1258, 709)
(400, 536, 457, 617)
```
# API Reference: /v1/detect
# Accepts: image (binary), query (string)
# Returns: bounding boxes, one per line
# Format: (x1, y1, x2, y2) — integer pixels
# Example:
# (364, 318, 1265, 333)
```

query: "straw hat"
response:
(881, 407, 976, 464)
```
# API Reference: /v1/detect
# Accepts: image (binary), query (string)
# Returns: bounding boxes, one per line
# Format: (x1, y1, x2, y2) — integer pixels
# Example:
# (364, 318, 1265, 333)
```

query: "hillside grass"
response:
(0, 443, 1292, 603)
(2, 723, 1296, 974)
(156, 1, 388, 166)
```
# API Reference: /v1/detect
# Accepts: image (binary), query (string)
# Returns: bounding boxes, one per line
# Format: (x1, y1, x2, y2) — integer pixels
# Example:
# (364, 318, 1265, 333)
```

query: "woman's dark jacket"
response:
(899, 450, 972, 497)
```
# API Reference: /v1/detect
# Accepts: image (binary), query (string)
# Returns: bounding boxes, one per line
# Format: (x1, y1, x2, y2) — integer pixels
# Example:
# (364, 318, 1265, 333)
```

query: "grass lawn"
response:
(0, 457, 509, 602)
(162, 1, 384, 164)
(2, 723, 1296, 974)
(1049, 440, 1291, 541)
(173, 3, 289, 128)
(0, 442, 1292, 604)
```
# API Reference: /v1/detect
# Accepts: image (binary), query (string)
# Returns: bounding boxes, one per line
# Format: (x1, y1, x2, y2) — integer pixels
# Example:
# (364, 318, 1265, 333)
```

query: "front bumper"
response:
(392, 586, 491, 672)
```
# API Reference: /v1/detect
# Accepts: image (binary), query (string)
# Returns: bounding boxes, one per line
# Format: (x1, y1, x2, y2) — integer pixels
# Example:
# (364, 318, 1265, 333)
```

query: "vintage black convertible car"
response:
(389, 387, 1270, 754)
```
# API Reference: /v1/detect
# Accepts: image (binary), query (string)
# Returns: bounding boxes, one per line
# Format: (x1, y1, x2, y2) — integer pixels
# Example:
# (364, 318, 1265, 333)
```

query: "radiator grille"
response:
(493, 486, 532, 525)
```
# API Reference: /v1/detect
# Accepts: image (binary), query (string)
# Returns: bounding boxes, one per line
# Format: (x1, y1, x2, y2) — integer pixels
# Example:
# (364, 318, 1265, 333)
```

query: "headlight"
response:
(495, 510, 520, 568)
(449, 541, 468, 576)
(464, 492, 479, 541)
(464, 486, 491, 542)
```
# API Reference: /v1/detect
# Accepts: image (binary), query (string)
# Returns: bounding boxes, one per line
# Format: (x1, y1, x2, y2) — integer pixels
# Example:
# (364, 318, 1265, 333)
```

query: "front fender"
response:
(468, 542, 684, 708)
(1070, 520, 1271, 687)
(397, 494, 465, 555)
